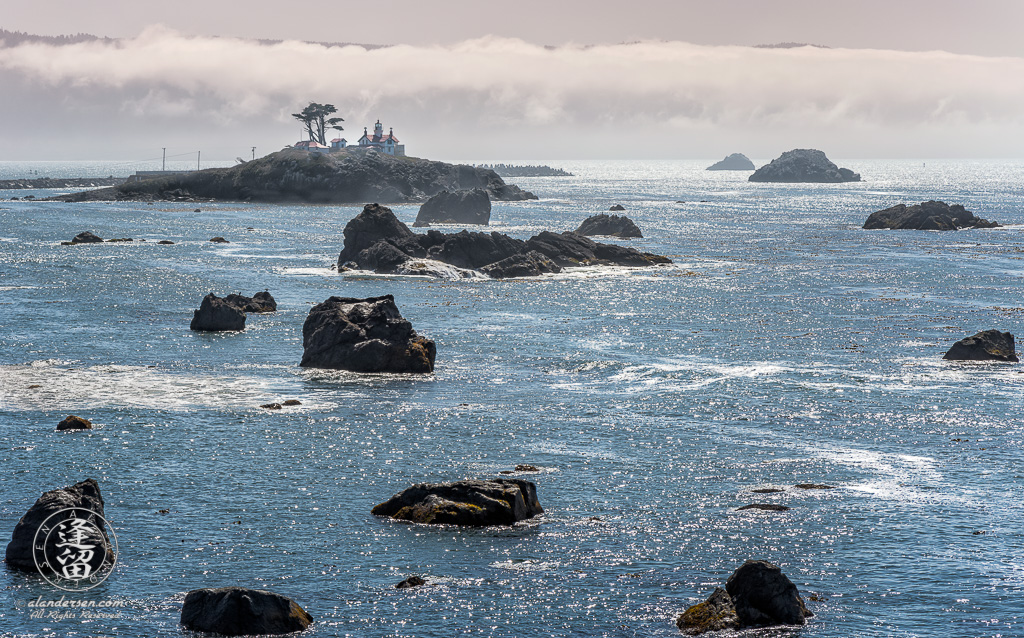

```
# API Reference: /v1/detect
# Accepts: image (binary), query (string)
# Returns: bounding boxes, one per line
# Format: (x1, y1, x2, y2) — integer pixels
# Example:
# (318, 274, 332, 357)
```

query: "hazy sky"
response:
(1, 1, 1023, 161)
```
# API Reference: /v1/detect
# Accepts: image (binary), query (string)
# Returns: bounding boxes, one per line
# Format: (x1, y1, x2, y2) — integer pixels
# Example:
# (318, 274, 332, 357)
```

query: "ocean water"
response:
(1, 159, 1023, 637)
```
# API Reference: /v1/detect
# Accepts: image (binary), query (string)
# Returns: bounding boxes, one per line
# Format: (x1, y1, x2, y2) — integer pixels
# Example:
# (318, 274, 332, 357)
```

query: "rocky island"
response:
(706, 153, 755, 171)
(336, 203, 671, 279)
(863, 201, 1000, 230)
(50, 147, 537, 204)
(749, 149, 860, 183)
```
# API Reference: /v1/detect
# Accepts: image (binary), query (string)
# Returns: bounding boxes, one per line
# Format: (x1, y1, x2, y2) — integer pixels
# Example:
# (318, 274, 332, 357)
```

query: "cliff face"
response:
(54, 148, 537, 204)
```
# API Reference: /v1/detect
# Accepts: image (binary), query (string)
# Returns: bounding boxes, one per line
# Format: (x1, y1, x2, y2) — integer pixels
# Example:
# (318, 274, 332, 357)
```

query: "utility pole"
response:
(251, 146, 256, 161)
(197, 151, 201, 171)
(162, 147, 166, 172)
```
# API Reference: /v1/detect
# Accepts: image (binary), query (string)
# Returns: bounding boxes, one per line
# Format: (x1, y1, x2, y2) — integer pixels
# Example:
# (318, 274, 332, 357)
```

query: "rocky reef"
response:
(299, 295, 436, 373)
(372, 479, 543, 526)
(943, 330, 1018, 362)
(413, 188, 491, 226)
(337, 204, 670, 279)
(50, 148, 537, 204)
(706, 153, 755, 171)
(749, 149, 860, 183)
(575, 213, 643, 238)
(180, 587, 313, 635)
(677, 560, 812, 634)
(863, 201, 1000, 230)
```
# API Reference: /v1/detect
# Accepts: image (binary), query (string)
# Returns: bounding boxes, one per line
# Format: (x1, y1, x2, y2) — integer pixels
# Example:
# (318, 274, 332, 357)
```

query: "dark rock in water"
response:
(336, 203, 670, 278)
(300, 295, 435, 373)
(676, 587, 739, 634)
(737, 503, 790, 511)
(678, 560, 811, 634)
(726, 560, 812, 627)
(794, 483, 835, 490)
(751, 488, 784, 494)
(210, 236, 229, 243)
(5, 478, 113, 573)
(106, 237, 133, 242)
(574, 213, 643, 238)
(396, 576, 427, 589)
(71, 231, 103, 244)
(749, 149, 860, 183)
(225, 291, 277, 313)
(479, 250, 561, 279)
(706, 153, 756, 171)
(943, 330, 1018, 362)
(260, 403, 283, 410)
(515, 464, 540, 472)
(190, 293, 246, 332)
(372, 478, 543, 526)
(282, 399, 302, 406)
(57, 415, 92, 431)
(609, 204, 626, 211)
(51, 148, 536, 204)
(157, 240, 175, 245)
(414, 188, 491, 226)
(863, 201, 1000, 230)
(180, 587, 313, 636)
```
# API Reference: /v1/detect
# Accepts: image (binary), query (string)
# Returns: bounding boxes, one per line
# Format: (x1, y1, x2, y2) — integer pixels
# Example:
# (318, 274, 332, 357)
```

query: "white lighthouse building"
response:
(355, 120, 405, 156)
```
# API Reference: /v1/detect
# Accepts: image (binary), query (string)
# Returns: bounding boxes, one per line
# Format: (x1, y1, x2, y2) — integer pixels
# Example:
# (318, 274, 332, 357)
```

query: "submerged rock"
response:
(57, 415, 93, 431)
(737, 503, 790, 512)
(749, 149, 860, 183)
(209, 236, 230, 243)
(706, 153, 755, 171)
(677, 560, 811, 634)
(190, 293, 246, 332)
(300, 295, 435, 373)
(180, 587, 313, 635)
(863, 201, 1000, 230)
(396, 576, 427, 589)
(414, 188, 491, 226)
(71, 231, 104, 244)
(943, 330, 1018, 362)
(336, 204, 669, 278)
(372, 479, 543, 526)
(5, 478, 113, 573)
(794, 483, 835, 490)
(225, 291, 277, 313)
(575, 213, 643, 238)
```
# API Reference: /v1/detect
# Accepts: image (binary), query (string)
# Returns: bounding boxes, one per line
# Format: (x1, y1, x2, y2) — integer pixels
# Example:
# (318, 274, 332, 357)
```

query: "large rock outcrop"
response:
(372, 479, 543, 526)
(299, 295, 435, 373)
(706, 153, 755, 171)
(180, 587, 313, 635)
(413, 188, 491, 226)
(863, 201, 1000, 230)
(677, 560, 812, 634)
(574, 214, 643, 238)
(943, 330, 1018, 362)
(5, 479, 113, 573)
(51, 148, 536, 204)
(190, 293, 246, 331)
(336, 204, 670, 279)
(749, 149, 860, 183)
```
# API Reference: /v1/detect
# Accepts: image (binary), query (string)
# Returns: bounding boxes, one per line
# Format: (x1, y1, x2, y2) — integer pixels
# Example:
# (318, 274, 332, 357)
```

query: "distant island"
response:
(476, 164, 574, 177)
(50, 147, 537, 204)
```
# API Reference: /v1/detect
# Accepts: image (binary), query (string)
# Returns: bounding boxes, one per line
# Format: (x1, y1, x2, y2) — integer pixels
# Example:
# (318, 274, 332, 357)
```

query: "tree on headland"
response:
(292, 103, 344, 145)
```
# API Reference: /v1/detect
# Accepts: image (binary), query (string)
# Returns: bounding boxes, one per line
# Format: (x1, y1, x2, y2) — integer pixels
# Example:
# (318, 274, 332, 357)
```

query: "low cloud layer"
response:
(2, 27, 1022, 160)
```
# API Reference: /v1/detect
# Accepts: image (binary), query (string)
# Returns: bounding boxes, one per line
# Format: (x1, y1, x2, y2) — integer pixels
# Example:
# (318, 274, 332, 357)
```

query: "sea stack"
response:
(749, 149, 860, 183)
(706, 153, 755, 171)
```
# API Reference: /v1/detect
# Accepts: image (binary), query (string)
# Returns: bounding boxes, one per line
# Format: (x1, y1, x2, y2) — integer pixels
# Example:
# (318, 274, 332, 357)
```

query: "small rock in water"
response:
(372, 479, 543, 526)
(260, 403, 283, 410)
(794, 483, 835, 490)
(209, 236, 229, 243)
(157, 509, 170, 514)
(190, 293, 246, 332)
(27, 384, 42, 389)
(736, 503, 790, 511)
(157, 240, 175, 245)
(751, 488, 784, 494)
(515, 464, 540, 472)
(194, 208, 202, 213)
(499, 470, 514, 475)
(56, 415, 92, 431)
(282, 399, 302, 406)
(71, 231, 104, 244)
(180, 587, 313, 635)
(395, 576, 427, 589)
(609, 204, 625, 211)
(943, 330, 1018, 362)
